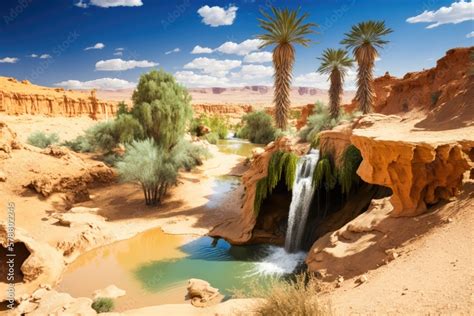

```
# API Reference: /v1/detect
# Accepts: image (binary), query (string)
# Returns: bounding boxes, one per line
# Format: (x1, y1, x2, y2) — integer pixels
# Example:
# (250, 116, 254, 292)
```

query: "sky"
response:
(0, 0, 472, 90)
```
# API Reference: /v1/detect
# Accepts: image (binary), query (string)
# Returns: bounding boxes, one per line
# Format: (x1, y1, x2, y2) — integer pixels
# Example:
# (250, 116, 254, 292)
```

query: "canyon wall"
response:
(0, 77, 117, 118)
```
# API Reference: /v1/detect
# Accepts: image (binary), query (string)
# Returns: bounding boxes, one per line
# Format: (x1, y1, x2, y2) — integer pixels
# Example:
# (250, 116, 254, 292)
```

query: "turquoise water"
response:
(133, 237, 272, 296)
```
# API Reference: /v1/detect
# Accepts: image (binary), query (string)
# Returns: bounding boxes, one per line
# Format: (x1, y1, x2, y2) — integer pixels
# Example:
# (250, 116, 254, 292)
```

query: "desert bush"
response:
(180, 141, 211, 171)
(116, 101, 130, 116)
(204, 132, 219, 144)
(299, 101, 360, 143)
(27, 131, 60, 148)
(91, 297, 114, 313)
(190, 114, 229, 139)
(241, 273, 332, 316)
(237, 111, 278, 144)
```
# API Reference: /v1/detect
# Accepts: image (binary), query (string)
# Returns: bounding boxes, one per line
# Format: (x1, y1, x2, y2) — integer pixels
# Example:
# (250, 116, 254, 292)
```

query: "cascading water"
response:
(284, 149, 320, 253)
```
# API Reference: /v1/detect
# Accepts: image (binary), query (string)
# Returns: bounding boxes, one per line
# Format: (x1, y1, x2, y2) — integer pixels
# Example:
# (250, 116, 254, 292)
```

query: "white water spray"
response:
(284, 149, 320, 253)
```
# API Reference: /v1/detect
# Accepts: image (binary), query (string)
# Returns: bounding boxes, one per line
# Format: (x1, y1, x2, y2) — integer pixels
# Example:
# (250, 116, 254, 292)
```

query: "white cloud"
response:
(29, 54, 38, 58)
(243, 51, 272, 63)
(0, 57, 18, 63)
(54, 78, 136, 90)
(165, 48, 181, 55)
(191, 45, 214, 54)
(115, 48, 124, 51)
(77, 0, 143, 8)
(85, 42, 105, 50)
(231, 64, 273, 81)
(197, 5, 238, 27)
(40, 54, 52, 59)
(216, 39, 263, 56)
(113, 51, 123, 56)
(74, 0, 88, 8)
(467, 31, 474, 38)
(183, 57, 241, 77)
(175, 71, 230, 87)
(95, 58, 158, 71)
(406, 0, 474, 28)
(294, 69, 356, 90)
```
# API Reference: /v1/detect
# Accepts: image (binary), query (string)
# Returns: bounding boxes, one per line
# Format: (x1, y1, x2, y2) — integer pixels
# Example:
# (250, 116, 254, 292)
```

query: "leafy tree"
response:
(258, 7, 316, 130)
(341, 21, 392, 113)
(131, 70, 192, 150)
(317, 49, 354, 119)
(237, 111, 279, 144)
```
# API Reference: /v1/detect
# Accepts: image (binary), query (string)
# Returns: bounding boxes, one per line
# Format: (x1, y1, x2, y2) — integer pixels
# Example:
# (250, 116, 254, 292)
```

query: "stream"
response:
(56, 138, 305, 311)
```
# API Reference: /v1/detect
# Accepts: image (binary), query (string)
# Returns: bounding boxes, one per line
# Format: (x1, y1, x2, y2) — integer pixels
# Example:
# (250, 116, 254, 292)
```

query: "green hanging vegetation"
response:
(337, 145, 363, 194)
(312, 155, 337, 191)
(254, 150, 299, 216)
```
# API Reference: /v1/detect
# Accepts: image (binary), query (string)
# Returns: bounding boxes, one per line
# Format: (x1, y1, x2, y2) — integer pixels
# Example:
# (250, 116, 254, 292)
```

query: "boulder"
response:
(186, 278, 224, 307)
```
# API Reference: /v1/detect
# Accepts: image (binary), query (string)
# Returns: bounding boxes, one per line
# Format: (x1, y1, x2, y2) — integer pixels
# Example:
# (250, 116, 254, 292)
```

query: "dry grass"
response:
(235, 273, 333, 316)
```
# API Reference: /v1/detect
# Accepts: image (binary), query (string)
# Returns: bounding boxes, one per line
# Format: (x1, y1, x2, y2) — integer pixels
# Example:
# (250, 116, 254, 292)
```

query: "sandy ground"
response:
(329, 180, 474, 315)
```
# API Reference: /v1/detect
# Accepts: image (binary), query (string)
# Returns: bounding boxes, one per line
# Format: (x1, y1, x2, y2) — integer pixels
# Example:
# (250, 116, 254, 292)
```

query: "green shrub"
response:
(237, 111, 278, 144)
(190, 114, 229, 139)
(27, 131, 60, 148)
(204, 132, 219, 144)
(254, 150, 299, 215)
(180, 141, 211, 171)
(299, 101, 360, 143)
(116, 101, 130, 116)
(91, 297, 114, 313)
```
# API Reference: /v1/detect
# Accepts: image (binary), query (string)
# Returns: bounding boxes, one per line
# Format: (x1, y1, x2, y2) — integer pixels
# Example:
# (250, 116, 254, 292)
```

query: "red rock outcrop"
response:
(344, 47, 473, 129)
(192, 104, 253, 119)
(0, 77, 117, 118)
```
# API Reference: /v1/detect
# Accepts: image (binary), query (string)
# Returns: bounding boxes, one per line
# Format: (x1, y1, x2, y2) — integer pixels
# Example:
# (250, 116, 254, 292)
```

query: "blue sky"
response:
(0, 0, 472, 90)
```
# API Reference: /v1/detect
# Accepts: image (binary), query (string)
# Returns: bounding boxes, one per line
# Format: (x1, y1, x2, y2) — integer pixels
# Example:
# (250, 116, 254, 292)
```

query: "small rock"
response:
(0, 170, 6, 182)
(336, 276, 344, 288)
(187, 278, 224, 307)
(39, 283, 52, 290)
(16, 301, 38, 314)
(446, 217, 453, 223)
(356, 274, 368, 284)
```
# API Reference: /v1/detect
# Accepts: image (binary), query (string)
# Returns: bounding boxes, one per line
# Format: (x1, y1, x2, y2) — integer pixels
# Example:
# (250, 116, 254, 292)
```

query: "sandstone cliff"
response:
(0, 77, 117, 118)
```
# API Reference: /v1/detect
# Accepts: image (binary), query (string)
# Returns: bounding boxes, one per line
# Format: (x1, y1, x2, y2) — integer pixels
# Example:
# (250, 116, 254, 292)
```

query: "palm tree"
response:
(341, 21, 392, 114)
(258, 7, 316, 130)
(317, 49, 354, 119)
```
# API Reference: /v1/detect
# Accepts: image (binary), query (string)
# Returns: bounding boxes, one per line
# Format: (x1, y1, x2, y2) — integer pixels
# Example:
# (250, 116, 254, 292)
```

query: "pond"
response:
(216, 137, 264, 157)
(56, 228, 305, 311)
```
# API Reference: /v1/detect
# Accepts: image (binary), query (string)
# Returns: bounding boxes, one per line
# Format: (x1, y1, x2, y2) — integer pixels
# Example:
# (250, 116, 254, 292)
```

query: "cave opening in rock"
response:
(0, 242, 30, 284)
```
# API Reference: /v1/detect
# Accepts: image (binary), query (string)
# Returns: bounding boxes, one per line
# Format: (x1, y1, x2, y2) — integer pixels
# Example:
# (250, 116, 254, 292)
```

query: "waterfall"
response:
(284, 149, 319, 253)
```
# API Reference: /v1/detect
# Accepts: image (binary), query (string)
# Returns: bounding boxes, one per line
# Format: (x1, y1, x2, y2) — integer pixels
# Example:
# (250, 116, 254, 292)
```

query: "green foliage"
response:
(180, 141, 211, 171)
(190, 114, 229, 139)
(204, 132, 219, 145)
(91, 297, 114, 313)
(312, 156, 337, 191)
(27, 131, 59, 148)
(337, 145, 363, 194)
(237, 111, 278, 144)
(132, 70, 192, 150)
(116, 101, 130, 116)
(299, 101, 361, 143)
(254, 151, 299, 215)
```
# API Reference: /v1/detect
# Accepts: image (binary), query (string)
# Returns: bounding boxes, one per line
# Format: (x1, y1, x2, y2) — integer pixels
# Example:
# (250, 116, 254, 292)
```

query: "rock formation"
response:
(0, 77, 117, 118)
(186, 278, 224, 307)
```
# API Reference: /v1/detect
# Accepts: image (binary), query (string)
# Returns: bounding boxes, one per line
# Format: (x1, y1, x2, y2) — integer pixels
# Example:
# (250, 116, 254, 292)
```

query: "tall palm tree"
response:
(341, 21, 392, 114)
(317, 48, 354, 119)
(258, 7, 316, 130)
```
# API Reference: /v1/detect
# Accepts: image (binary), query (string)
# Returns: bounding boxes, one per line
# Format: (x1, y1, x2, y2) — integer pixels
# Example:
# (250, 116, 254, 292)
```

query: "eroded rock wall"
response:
(0, 77, 117, 118)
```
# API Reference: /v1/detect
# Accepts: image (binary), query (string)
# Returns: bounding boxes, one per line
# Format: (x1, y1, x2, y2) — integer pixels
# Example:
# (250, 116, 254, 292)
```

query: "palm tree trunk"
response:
(355, 46, 376, 114)
(329, 69, 343, 119)
(273, 43, 295, 131)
